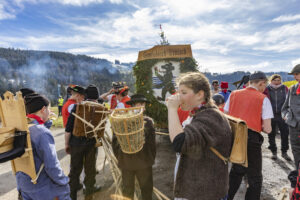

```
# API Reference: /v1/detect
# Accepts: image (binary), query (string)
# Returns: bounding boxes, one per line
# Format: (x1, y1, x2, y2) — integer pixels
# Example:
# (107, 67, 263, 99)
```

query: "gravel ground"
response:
(0, 128, 294, 200)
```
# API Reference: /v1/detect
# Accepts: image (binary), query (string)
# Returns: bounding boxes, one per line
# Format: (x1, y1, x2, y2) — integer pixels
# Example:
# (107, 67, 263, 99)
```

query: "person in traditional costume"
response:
(263, 74, 291, 161)
(16, 94, 70, 200)
(65, 85, 101, 200)
(225, 71, 273, 200)
(62, 85, 85, 128)
(100, 82, 131, 109)
(112, 94, 156, 200)
(282, 64, 300, 168)
(219, 81, 231, 102)
(167, 72, 232, 200)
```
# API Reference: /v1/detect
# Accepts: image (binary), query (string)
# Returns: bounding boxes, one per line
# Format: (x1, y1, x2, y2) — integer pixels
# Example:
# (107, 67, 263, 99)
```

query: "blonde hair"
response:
(177, 72, 214, 106)
(269, 74, 281, 82)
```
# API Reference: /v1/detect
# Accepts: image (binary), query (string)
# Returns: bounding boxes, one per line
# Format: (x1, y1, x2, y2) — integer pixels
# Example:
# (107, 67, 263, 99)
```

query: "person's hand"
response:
(166, 94, 181, 110)
(109, 88, 115, 94)
(65, 144, 71, 154)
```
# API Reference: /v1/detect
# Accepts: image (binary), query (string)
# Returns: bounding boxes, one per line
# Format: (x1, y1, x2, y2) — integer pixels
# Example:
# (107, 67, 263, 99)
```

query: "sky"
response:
(0, 0, 300, 73)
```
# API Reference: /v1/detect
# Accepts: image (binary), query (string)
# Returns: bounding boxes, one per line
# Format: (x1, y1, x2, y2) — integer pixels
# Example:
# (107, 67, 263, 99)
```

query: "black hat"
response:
(85, 85, 99, 100)
(69, 85, 85, 95)
(126, 94, 150, 106)
(212, 94, 225, 105)
(237, 75, 250, 89)
(249, 71, 267, 80)
(288, 64, 300, 75)
(20, 88, 35, 98)
(24, 94, 49, 114)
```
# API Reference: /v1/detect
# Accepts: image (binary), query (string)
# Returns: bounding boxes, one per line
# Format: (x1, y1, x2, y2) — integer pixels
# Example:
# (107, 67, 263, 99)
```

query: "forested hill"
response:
(0, 47, 135, 103)
(0, 47, 294, 103)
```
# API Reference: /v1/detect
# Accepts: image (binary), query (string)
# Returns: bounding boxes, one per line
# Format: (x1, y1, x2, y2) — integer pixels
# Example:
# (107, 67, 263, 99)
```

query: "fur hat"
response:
(20, 88, 35, 98)
(25, 94, 49, 114)
(85, 85, 99, 100)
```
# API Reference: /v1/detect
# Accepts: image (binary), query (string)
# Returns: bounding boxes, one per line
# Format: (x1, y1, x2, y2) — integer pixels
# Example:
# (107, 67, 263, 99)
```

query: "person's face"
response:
(293, 73, 300, 82)
(271, 78, 281, 85)
(77, 94, 85, 103)
(179, 84, 204, 111)
(213, 83, 219, 90)
(257, 80, 267, 92)
(133, 102, 146, 108)
(41, 106, 50, 121)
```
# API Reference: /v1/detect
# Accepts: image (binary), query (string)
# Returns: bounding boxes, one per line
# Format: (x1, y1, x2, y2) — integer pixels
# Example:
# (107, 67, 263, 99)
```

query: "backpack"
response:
(210, 114, 248, 167)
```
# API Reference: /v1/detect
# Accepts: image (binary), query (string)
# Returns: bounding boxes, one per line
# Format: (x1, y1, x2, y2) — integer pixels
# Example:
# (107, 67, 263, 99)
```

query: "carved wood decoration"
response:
(0, 91, 38, 184)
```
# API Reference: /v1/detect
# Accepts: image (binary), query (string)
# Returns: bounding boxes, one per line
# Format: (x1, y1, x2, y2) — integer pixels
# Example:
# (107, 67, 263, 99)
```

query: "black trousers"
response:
(228, 130, 264, 200)
(268, 114, 289, 153)
(121, 167, 153, 200)
(69, 144, 97, 199)
(58, 106, 62, 116)
(289, 125, 300, 168)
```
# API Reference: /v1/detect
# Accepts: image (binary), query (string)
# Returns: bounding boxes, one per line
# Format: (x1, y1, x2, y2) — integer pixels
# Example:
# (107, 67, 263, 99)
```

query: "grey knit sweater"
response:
(174, 105, 233, 200)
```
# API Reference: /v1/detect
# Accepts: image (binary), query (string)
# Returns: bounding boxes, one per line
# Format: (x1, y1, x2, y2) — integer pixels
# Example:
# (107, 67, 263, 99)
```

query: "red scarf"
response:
(110, 95, 118, 109)
(297, 83, 300, 95)
(26, 114, 45, 124)
(222, 89, 228, 93)
(189, 102, 206, 116)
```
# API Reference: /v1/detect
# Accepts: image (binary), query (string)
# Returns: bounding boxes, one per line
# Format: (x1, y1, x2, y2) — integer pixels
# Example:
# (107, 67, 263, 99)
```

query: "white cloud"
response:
(254, 23, 300, 52)
(157, 0, 231, 19)
(60, 0, 104, 6)
(109, 0, 122, 4)
(272, 14, 300, 22)
(292, 58, 300, 67)
(0, 2, 16, 20)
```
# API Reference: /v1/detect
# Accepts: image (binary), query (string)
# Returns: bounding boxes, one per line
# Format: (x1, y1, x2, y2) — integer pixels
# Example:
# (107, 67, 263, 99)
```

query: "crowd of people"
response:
(4, 63, 300, 200)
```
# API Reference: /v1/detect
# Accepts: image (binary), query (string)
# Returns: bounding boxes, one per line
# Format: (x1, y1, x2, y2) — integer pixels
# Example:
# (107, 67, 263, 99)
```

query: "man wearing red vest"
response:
(224, 71, 273, 200)
(62, 85, 85, 128)
(100, 82, 131, 109)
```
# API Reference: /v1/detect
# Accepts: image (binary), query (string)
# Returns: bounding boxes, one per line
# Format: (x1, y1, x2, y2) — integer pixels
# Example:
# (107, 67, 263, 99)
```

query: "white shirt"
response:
(107, 94, 125, 109)
(224, 87, 274, 120)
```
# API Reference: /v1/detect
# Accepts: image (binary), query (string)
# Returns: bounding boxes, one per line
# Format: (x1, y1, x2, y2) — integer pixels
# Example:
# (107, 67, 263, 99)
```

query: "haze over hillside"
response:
(0, 47, 295, 103)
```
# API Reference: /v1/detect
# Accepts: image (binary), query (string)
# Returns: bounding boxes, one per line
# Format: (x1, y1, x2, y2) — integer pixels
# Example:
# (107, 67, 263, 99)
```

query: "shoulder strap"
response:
(210, 147, 228, 165)
(27, 123, 45, 183)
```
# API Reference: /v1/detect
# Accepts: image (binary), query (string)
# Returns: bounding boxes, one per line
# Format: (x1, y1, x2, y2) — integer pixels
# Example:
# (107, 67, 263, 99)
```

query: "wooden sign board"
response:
(137, 45, 193, 61)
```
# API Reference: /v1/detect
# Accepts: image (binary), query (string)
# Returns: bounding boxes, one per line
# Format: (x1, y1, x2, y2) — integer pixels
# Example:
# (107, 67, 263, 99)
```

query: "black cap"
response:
(69, 85, 85, 95)
(126, 94, 150, 106)
(25, 94, 49, 114)
(20, 88, 35, 98)
(212, 94, 225, 105)
(249, 71, 267, 80)
(237, 75, 250, 89)
(288, 64, 300, 75)
(85, 85, 99, 100)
